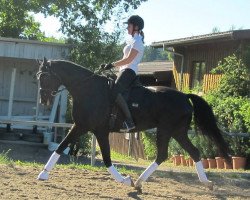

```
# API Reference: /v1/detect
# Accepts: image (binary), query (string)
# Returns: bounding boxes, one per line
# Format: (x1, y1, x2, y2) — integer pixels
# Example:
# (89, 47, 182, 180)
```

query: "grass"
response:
(0, 150, 137, 176)
(0, 150, 249, 180)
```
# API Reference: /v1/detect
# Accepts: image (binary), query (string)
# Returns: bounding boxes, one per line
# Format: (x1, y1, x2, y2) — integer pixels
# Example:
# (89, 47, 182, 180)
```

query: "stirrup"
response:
(120, 121, 135, 132)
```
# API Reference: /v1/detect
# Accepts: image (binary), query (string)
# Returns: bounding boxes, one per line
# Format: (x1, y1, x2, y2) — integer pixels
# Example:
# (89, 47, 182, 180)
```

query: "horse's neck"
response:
(52, 62, 93, 96)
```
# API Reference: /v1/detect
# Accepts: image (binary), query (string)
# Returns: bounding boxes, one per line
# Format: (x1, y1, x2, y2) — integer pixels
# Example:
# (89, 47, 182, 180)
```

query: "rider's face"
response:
(127, 23, 134, 35)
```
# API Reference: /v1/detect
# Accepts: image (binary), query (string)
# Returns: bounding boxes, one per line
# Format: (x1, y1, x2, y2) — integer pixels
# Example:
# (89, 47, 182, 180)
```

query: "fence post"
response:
(91, 134, 96, 166)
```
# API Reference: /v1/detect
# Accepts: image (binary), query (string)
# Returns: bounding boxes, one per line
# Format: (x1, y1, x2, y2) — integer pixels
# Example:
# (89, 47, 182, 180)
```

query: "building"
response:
(151, 29, 250, 92)
(0, 37, 70, 141)
(138, 61, 173, 87)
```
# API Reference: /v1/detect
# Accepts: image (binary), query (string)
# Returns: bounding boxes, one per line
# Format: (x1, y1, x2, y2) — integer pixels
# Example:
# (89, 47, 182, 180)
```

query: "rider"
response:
(104, 15, 145, 132)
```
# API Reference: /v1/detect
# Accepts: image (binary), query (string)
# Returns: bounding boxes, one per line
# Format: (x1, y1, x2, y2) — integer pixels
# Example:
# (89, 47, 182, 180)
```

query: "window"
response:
(191, 61, 206, 88)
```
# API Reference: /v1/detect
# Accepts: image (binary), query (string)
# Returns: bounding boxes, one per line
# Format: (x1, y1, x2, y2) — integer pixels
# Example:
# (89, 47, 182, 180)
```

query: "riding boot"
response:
(115, 93, 135, 132)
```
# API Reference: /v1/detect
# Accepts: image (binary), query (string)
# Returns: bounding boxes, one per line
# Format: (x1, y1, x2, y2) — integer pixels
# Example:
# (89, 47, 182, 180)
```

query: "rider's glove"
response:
(104, 63, 115, 70)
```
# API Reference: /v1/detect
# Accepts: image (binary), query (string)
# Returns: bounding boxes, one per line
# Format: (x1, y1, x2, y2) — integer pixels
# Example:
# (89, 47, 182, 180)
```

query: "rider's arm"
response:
(112, 48, 138, 67)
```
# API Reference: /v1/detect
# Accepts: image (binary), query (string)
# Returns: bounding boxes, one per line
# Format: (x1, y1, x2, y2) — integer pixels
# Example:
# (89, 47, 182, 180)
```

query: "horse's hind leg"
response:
(37, 124, 81, 180)
(135, 128, 171, 190)
(174, 133, 213, 190)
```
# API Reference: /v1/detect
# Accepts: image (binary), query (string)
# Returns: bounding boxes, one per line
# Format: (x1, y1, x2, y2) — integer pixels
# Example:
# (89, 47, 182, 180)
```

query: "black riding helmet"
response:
(125, 15, 144, 31)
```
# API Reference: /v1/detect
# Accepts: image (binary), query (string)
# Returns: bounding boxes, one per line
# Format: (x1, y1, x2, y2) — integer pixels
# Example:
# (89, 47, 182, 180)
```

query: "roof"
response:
(0, 37, 70, 47)
(0, 37, 70, 60)
(151, 29, 250, 48)
(138, 61, 173, 74)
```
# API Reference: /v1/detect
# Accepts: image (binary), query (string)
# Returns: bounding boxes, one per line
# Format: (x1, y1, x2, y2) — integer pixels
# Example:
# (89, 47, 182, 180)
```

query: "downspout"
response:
(163, 44, 184, 90)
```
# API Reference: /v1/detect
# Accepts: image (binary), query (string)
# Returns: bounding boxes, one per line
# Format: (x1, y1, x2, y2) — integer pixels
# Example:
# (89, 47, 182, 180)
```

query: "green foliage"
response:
(205, 94, 250, 133)
(0, 0, 45, 39)
(141, 130, 157, 160)
(211, 54, 250, 98)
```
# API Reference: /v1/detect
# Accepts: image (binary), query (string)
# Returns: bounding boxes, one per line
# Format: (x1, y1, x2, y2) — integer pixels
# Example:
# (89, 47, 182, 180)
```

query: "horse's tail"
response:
(187, 94, 231, 164)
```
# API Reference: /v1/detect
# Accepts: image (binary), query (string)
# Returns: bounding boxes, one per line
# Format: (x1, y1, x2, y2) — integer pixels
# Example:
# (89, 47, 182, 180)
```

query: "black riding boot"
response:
(115, 93, 135, 132)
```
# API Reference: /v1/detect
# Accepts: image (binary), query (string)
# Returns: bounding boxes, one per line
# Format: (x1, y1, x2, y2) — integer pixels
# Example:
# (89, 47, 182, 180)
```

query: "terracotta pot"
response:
(187, 158, 194, 167)
(180, 155, 187, 166)
(232, 157, 247, 170)
(201, 158, 209, 169)
(215, 157, 224, 169)
(224, 160, 233, 169)
(207, 158, 216, 169)
(174, 155, 181, 166)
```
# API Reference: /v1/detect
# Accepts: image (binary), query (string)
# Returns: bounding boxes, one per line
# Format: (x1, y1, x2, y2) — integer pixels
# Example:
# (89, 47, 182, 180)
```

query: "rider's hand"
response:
(100, 64, 106, 69)
(104, 63, 115, 70)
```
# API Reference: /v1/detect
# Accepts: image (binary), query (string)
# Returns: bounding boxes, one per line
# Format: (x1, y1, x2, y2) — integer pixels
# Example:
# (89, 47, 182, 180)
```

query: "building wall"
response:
(173, 40, 249, 88)
(0, 57, 49, 116)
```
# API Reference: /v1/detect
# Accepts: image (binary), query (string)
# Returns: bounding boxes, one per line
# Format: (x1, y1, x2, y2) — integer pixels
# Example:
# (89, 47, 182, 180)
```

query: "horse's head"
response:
(36, 57, 61, 106)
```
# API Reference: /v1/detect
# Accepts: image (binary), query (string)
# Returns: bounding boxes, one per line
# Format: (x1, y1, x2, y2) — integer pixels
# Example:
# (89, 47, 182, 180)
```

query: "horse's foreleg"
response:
(95, 132, 133, 186)
(135, 129, 170, 192)
(37, 124, 79, 180)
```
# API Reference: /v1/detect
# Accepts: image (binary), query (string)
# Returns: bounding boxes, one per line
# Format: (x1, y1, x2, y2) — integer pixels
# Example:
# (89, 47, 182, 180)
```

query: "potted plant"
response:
(206, 141, 217, 169)
(229, 135, 248, 170)
(215, 156, 224, 169)
(168, 138, 184, 166)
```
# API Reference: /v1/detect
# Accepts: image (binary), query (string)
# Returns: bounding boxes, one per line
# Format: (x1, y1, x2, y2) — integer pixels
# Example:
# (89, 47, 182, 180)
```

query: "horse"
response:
(36, 57, 231, 192)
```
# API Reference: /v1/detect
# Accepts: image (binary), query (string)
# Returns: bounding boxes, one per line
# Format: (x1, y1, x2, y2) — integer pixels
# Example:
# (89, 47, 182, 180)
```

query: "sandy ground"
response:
(0, 164, 249, 200)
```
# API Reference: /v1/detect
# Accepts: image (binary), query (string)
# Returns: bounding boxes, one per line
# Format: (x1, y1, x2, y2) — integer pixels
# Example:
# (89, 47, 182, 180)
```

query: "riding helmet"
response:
(125, 15, 144, 30)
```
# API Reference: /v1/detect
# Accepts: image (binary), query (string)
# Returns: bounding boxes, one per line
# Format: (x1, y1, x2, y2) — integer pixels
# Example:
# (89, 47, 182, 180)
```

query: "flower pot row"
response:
(172, 155, 246, 170)
(172, 155, 194, 167)
(202, 157, 246, 170)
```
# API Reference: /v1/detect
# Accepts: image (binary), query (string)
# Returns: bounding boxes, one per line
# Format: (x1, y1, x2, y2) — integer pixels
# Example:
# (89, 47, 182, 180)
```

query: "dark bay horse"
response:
(37, 58, 230, 192)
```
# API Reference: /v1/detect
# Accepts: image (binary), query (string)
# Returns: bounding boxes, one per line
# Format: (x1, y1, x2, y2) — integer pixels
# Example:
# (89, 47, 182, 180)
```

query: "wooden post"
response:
(91, 134, 96, 166)
(7, 68, 16, 119)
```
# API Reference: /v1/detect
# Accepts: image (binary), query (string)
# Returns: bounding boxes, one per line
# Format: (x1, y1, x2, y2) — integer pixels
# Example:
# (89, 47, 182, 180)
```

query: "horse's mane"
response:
(51, 60, 94, 75)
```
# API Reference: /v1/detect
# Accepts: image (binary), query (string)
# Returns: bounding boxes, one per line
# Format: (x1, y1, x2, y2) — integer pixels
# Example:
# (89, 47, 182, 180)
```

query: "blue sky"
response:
(35, 0, 250, 45)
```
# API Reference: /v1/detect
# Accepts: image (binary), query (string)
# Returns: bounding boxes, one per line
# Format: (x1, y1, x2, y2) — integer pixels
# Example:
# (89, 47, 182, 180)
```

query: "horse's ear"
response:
(43, 57, 48, 64)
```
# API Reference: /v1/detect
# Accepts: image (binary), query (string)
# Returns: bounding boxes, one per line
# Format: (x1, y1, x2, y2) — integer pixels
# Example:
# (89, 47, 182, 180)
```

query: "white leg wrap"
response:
(139, 162, 158, 182)
(135, 162, 158, 188)
(37, 151, 60, 180)
(195, 161, 209, 182)
(107, 165, 124, 183)
(44, 151, 60, 171)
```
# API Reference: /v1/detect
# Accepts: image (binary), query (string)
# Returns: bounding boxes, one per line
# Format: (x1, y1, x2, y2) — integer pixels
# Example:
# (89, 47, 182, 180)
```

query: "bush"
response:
(141, 130, 157, 160)
(211, 54, 249, 98)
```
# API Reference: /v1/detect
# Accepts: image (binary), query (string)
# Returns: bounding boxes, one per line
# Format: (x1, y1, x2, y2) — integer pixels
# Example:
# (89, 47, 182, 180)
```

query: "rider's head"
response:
(125, 15, 144, 42)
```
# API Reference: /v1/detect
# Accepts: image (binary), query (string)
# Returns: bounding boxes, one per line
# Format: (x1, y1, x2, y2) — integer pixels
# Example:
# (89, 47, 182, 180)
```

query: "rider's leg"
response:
(113, 68, 136, 132)
(115, 93, 135, 132)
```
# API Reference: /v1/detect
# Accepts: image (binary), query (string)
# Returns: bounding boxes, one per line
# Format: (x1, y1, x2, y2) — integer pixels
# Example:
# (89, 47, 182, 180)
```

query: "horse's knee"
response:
(191, 147, 200, 162)
(155, 154, 168, 165)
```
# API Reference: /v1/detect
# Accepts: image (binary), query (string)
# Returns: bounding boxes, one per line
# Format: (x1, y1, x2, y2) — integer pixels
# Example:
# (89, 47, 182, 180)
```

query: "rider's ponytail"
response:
(140, 30, 145, 43)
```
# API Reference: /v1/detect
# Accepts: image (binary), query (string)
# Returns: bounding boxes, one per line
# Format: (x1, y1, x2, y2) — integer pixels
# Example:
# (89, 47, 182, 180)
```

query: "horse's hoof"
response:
(122, 176, 133, 187)
(203, 181, 214, 190)
(37, 170, 49, 181)
(135, 186, 143, 194)
(134, 179, 142, 188)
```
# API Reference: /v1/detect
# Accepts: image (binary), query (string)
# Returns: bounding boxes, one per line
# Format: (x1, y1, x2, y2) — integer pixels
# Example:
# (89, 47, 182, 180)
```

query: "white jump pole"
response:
(91, 134, 96, 166)
(35, 79, 40, 121)
(7, 68, 16, 119)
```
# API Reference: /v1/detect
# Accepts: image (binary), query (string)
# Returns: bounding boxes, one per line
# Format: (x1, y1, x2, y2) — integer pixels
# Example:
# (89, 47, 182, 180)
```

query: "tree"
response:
(0, 0, 45, 39)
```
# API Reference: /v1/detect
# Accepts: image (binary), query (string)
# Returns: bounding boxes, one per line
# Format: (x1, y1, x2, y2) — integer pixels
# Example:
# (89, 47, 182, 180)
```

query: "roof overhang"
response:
(151, 29, 250, 48)
(0, 37, 71, 60)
